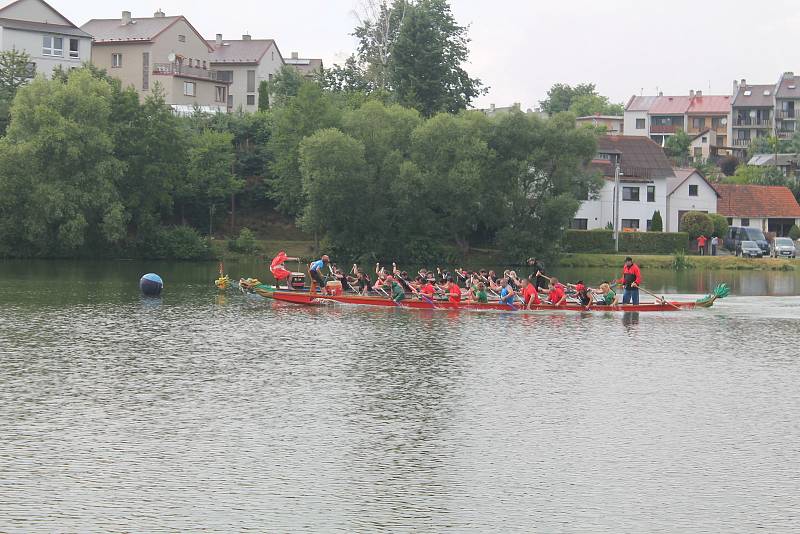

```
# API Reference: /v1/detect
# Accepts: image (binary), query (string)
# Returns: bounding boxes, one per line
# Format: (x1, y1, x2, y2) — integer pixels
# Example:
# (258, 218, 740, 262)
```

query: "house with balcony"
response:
(775, 71, 800, 141)
(647, 95, 689, 147)
(573, 136, 674, 231)
(81, 10, 230, 113)
(686, 92, 730, 153)
(730, 79, 774, 157)
(0, 0, 92, 78)
(208, 33, 284, 112)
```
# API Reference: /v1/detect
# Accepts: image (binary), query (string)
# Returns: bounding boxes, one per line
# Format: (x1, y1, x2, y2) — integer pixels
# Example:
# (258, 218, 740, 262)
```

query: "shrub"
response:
(719, 155, 739, 176)
(680, 211, 714, 240)
(790, 225, 800, 241)
(709, 214, 729, 238)
(651, 210, 663, 232)
(562, 230, 688, 254)
(230, 227, 258, 254)
(140, 225, 211, 260)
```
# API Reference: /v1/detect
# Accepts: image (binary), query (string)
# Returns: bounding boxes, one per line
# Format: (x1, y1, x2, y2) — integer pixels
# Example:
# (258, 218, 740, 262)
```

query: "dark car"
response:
(725, 226, 770, 256)
(737, 240, 764, 258)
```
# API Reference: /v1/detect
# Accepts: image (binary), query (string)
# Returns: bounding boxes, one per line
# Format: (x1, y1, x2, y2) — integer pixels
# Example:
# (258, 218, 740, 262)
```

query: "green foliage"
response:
(671, 249, 690, 271)
(664, 129, 692, 162)
(727, 164, 790, 187)
(680, 211, 714, 239)
(651, 210, 663, 232)
(709, 213, 729, 238)
(568, 93, 624, 117)
(539, 82, 621, 115)
(0, 48, 32, 134)
(258, 80, 270, 111)
(267, 65, 307, 107)
(139, 225, 211, 260)
(562, 230, 688, 254)
(746, 135, 791, 158)
(789, 224, 800, 240)
(230, 227, 258, 254)
(719, 155, 739, 176)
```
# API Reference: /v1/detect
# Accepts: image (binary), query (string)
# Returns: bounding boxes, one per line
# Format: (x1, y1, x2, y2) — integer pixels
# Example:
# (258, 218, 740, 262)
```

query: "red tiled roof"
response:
(713, 184, 800, 217)
(688, 95, 731, 114)
(649, 96, 691, 114)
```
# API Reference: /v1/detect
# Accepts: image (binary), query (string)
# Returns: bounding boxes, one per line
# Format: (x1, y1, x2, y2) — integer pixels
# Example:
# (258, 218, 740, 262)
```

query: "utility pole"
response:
(614, 156, 621, 253)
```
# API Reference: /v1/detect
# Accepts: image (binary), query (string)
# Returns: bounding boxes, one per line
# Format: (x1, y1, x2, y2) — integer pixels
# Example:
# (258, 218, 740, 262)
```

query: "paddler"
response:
(499, 278, 517, 306)
(520, 278, 540, 309)
(546, 277, 567, 306)
(469, 281, 489, 304)
(593, 282, 618, 306)
(618, 256, 642, 305)
(419, 277, 437, 299)
(308, 255, 331, 294)
(573, 280, 592, 307)
(386, 275, 405, 303)
(446, 277, 462, 304)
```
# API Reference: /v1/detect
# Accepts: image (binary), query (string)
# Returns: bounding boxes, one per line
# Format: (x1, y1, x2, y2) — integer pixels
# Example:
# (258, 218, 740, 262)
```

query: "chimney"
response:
(154, 9, 165, 18)
(741, 78, 746, 87)
(690, 89, 695, 98)
(696, 90, 702, 97)
(215, 33, 223, 47)
(733, 79, 739, 94)
(785, 71, 795, 80)
(658, 91, 663, 97)
(291, 51, 299, 60)
(490, 103, 496, 111)
(242, 34, 251, 41)
(121, 10, 131, 25)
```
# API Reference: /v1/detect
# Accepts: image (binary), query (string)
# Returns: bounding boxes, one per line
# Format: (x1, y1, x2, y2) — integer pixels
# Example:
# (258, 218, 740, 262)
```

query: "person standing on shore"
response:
(711, 236, 719, 256)
(618, 257, 641, 305)
(697, 235, 707, 256)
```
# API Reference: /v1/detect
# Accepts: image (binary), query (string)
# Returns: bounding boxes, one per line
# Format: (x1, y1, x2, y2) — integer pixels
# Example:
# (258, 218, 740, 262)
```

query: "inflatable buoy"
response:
(140, 273, 164, 296)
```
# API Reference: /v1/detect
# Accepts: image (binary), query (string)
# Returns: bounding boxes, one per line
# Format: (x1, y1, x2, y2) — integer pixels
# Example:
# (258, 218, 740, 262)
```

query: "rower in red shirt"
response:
(447, 279, 462, 304)
(547, 277, 567, 306)
(520, 278, 540, 309)
(618, 256, 642, 305)
(420, 279, 436, 298)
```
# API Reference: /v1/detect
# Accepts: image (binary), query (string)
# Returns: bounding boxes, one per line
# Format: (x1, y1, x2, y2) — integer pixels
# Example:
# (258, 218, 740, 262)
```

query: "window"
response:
(227, 95, 233, 108)
(692, 117, 705, 129)
(217, 70, 233, 82)
(112, 53, 122, 68)
(570, 218, 588, 230)
(202, 61, 207, 70)
(247, 94, 256, 106)
(247, 70, 256, 92)
(596, 152, 613, 161)
(646, 219, 653, 231)
(268, 73, 273, 82)
(622, 187, 640, 201)
(215, 86, 227, 103)
(142, 52, 150, 90)
(701, 136, 708, 144)
(636, 118, 645, 129)
(188, 58, 193, 68)
(42, 35, 63, 56)
(621, 219, 640, 230)
(69, 38, 79, 59)
(178, 34, 186, 42)
(689, 184, 698, 197)
(647, 185, 655, 202)
(741, 218, 750, 227)
(183, 81, 196, 97)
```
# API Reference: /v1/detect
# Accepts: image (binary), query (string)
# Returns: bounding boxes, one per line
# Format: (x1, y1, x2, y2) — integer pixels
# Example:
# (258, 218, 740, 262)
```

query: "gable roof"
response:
(732, 84, 775, 107)
(208, 38, 277, 64)
(0, 16, 90, 37)
(592, 135, 675, 180)
(649, 95, 691, 115)
(668, 167, 721, 197)
(625, 95, 659, 112)
(776, 72, 800, 99)
(713, 184, 800, 217)
(688, 95, 731, 114)
(286, 57, 323, 75)
(0, 0, 74, 26)
(748, 153, 800, 167)
(81, 14, 213, 51)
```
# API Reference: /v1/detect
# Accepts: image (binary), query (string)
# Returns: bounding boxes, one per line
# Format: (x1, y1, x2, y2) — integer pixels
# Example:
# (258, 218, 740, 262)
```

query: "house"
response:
(0, 0, 92, 77)
(775, 72, 800, 141)
(284, 51, 322, 78)
(208, 33, 284, 112)
(573, 136, 674, 231)
(686, 92, 730, 151)
(689, 129, 718, 161)
(623, 95, 658, 137)
(480, 103, 547, 119)
(748, 153, 800, 178)
(576, 114, 623, 135)
(714, 183, 800, 236)
(81, 10, 230, 113)
(665, 168, 720, 232)
(730, 79, 774, 156)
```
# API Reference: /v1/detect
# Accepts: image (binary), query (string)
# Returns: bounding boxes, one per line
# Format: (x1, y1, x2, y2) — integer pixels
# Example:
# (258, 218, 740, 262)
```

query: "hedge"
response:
(562, 230, 689, 254)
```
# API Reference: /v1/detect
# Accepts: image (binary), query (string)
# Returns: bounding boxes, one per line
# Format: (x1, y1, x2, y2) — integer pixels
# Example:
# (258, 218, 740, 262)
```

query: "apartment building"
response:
(730, 79, 774, 155)
(775, 72, 800, 141)
(686, 92, 730, 149)
(81, 10, 230, 113)
(208, 33, 284, 112)
(0, 0, 92, 77)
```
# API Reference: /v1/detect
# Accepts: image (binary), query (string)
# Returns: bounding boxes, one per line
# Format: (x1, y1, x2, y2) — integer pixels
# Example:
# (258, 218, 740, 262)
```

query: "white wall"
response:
(0, 27, 90, 77)
(623, 110, 649, 137)
(665, 173, 718, 232)
(219, 43, 283, 112)
(575, 178, 667, 231)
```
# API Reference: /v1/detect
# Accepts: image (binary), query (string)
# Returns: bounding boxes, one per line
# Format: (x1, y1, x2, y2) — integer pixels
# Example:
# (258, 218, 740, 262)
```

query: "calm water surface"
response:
(1, 260, 799, 533)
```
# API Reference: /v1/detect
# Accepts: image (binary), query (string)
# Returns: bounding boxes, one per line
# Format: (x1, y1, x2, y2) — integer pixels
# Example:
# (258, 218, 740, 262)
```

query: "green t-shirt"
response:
(391, 282, 405, 301)
(475, 290, 488, 303)
(603, 289, 616, 305)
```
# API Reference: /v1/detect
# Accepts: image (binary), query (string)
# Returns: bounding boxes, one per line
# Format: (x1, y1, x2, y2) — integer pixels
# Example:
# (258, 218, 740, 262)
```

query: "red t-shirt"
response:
(420, 283, 435, 297)
(697, 236, 707, 247)
(523, 284, 540, 305)
(448, 284, 462, 303)
(548, 286, 565, 305)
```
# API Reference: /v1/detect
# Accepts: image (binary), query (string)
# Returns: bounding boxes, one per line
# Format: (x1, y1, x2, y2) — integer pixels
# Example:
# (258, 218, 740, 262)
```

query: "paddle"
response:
(637, 286, 681, 310)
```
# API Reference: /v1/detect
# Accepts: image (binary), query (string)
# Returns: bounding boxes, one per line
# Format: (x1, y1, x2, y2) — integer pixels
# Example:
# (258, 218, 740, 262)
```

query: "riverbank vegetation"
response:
(559, 253, 796, 271)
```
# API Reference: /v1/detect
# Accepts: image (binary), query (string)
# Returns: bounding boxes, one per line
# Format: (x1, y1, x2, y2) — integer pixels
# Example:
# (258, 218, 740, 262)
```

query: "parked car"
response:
(725, 226, 770, 256)
(771, 237, 797, 258)
(738, 240, 764, 258)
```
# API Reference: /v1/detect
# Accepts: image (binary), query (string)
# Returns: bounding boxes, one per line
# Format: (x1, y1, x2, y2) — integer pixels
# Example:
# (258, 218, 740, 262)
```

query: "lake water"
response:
(2, 260, 799, 533)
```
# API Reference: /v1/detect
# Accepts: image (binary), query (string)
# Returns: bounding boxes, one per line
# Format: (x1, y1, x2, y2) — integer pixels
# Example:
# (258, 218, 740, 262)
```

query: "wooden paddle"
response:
(637, 286, 681, 310)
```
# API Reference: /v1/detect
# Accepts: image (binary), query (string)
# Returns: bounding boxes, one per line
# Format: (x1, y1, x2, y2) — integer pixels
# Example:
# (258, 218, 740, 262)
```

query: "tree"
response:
(351, 0, 408, 91)
(0, 48, 32, 134)
(0, 70, 126, 256)
(728, 164, 789, 186)
(651, 210, 663, 232)
(389, 0, 485, 115)
(719, 155, 739, 176)
(789, 224, 800, 241)
(258, 80, 270, 111)
(186, 129, 242, 235)
(539, 82, 598, 115)
(568, 93, 624, 117)
(266, 65, 307, 108)
(664, 129, 692, 162)
(709, 213, 729, 239)
(680, 211, 714, 240)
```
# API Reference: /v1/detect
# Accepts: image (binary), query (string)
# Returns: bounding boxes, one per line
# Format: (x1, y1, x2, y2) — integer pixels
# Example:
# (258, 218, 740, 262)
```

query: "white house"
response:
(665, 168, 720, 232)
(208, 34, 284, 112)
(573, 136, 673, 232)
(0, 0, 92, 77)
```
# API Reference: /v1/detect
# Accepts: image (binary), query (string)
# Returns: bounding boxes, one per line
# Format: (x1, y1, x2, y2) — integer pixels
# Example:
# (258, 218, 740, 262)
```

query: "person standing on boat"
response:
(527, 258, 547, 290)
(308, 255, 331, 294)
(618, 257, 641, 305)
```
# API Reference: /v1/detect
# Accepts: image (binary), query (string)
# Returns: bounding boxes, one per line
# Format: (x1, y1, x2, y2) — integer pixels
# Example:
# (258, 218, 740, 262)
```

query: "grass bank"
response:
(558, 253, 797, 271)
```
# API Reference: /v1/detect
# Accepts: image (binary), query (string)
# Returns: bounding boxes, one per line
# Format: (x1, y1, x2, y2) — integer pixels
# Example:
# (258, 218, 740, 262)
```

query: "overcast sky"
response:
(55, 0, 800, 110)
